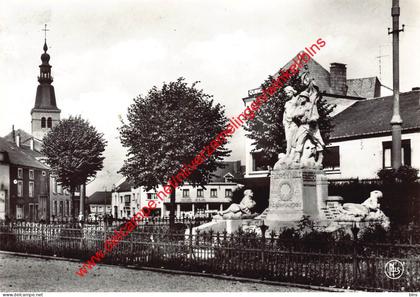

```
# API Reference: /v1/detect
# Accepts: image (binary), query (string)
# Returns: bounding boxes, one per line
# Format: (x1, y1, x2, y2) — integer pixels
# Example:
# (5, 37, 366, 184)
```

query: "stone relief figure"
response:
(283, 86, 299, 157)
(275, 78, 325, 170)
(290, 83, 325, 169)
(326, 190, 390, 232)
(299, 138, 318, 168)
(215, 189, 259, 219)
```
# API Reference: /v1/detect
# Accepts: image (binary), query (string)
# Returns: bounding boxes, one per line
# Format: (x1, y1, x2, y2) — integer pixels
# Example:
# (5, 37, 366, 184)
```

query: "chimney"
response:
(30, 138, 34, 151)
(330, 63, 347, 95)
(15, 133, 20, 147)
(232, 161, 238, 173)
(12, 125, 15, 142)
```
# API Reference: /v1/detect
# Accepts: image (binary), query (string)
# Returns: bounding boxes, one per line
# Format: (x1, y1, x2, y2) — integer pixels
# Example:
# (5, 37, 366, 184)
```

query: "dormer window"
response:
(224, 172, 234, 183)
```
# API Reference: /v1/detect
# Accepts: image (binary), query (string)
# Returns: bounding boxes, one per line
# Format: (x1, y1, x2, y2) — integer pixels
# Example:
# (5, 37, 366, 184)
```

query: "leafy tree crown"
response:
(119, 77, 231, 189)
(42, 115, 107, 189)
(244, 72, 335, 167)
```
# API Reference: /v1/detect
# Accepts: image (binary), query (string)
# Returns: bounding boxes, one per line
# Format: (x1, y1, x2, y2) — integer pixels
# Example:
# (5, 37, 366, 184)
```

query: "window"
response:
(52, 177, 57, 194)
(197, 189, 204, 198)
(324, 146, 340, 170)
(17, 181, 23, 197)
(63, 201, 67, 216)
(59, 201, 64, 216)
(225, 189, 233, 198)
(124, 195, 130, 206)
(17, 168, 23, 179)
(29, 181, 34, 197)
(182, 189, 190, 198)
(251, 151, 271, 171)
(41, 117, 46, 128)
(53, 201, 57, 216)
(16, 205, 24, 219)
(124, 195, 130, 203)
(58, 184, 63, 194)
(47, 117, 52, 128)
(224, 173, 234, 183)
(382, 140, 411, 168)
(35, 203, 39, 219)
(120, 196, 123, 204)
(29, 170, 34, 180)
(147, 193, 156, 200)
(29, 204, 34, 220)
(210, 189, 217, 198)
(42, 171, 46, 176)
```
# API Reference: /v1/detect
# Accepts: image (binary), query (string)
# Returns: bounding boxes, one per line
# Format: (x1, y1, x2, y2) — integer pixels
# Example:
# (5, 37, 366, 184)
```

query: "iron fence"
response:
(0, 221, 419, 291)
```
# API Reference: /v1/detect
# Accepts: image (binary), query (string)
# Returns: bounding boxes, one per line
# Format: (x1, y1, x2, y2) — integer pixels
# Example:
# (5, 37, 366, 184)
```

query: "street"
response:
(0, 253, 314, 292)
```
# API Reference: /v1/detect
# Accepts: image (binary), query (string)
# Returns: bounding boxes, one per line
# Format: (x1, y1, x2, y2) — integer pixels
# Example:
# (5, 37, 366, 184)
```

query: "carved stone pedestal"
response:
(259, 169, 329, 229)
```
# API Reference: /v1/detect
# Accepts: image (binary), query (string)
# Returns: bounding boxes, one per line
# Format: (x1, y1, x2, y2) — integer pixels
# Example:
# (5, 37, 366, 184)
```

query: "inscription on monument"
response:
(277, 202, 302, 208)
(302, 171, 316, 186)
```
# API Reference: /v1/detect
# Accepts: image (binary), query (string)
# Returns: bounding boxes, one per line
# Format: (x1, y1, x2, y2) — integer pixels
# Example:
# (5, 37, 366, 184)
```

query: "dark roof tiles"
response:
(330, 90, 420, 140)
(0, 136, 49, 169)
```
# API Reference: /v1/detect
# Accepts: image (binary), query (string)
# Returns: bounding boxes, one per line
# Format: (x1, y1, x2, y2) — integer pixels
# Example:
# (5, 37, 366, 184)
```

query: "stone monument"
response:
(255, 77, 330, 229)
(191, 73, 388, 235)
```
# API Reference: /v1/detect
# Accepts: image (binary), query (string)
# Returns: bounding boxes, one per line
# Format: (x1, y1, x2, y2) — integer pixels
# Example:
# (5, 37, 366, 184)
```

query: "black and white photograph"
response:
(0, 0, 419, 295)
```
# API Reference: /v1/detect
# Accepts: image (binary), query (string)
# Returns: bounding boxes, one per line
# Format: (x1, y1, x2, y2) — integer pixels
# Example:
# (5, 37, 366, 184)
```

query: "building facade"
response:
(242, 54, 384, 179)
(111, 161, 244, 219)
(86, 191, 112, 218)
(0, 137, 50, 221)
(3, 38, 73, 220)
(324, 90, 420, 179)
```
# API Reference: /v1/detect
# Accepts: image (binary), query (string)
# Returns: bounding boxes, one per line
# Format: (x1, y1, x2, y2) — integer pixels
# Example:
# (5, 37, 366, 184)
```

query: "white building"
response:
(87, 191, 112, 217)
(325, 89, 420, 179)
(242, 52, 420, 182)
(242, 54, 391, 180)
(112, 181, 163, 219)
(111, 161, 244, 219)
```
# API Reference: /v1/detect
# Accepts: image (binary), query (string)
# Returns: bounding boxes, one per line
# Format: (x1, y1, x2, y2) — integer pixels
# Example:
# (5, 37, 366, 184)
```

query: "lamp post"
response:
(388, 0, 405, 169)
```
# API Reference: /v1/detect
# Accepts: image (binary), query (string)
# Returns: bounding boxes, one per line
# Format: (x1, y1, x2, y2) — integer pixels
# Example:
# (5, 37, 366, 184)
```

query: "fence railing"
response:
(0, 221, 419, 291)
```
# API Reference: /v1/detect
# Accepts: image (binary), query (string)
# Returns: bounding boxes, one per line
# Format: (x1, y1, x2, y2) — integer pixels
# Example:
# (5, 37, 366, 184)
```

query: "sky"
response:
(1, 0, 420, 195)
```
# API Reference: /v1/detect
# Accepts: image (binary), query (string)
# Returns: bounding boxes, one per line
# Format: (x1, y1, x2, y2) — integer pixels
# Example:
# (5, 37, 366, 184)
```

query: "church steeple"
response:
(31, 24, 61, 140)
(38, 39, 53, 85)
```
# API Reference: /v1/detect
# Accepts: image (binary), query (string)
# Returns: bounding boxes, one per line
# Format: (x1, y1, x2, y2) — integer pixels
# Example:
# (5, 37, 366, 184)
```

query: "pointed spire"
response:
(32, 24, 59, 112)
(43, 40, 48, 53)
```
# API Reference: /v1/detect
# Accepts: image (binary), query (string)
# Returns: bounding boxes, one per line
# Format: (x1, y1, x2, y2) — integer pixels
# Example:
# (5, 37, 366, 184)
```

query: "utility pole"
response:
(388, 0, 404, 169)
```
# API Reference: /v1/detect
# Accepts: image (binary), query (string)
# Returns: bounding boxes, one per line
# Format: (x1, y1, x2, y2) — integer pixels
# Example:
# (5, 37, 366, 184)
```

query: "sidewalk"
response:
(0, 252, 316, 292)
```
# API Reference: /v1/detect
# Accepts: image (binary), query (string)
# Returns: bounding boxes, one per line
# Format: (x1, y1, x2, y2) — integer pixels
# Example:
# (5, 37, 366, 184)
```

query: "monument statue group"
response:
(194, 71, 389, 235)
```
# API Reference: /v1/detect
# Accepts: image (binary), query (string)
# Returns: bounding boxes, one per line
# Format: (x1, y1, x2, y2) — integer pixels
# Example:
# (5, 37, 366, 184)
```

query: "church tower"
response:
(31, 34, 61, 140)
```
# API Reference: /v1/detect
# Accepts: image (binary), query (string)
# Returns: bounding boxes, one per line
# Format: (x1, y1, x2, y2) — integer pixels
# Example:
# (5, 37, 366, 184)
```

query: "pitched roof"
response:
(4, 129, 44, 152)
(115, 179, 132, 192)
(210, 160, 244, 182)
(346, 77, 381, 98)
(244, 52, 380, 101)
(330, 90, 420, 141)
(87, 191, 112, 205)
(281, 53, 332, 94)
(0, 137, 49, 169)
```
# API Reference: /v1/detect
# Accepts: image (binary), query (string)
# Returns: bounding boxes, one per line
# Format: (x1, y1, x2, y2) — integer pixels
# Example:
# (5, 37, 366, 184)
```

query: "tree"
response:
(42, 116, 107, 218)
(119, 78, 231, 226)
(244, 72, 335, 168)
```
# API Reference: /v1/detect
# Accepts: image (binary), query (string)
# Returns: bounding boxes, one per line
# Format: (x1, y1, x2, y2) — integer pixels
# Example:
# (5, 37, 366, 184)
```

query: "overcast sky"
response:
(1, 0, 420, 194)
